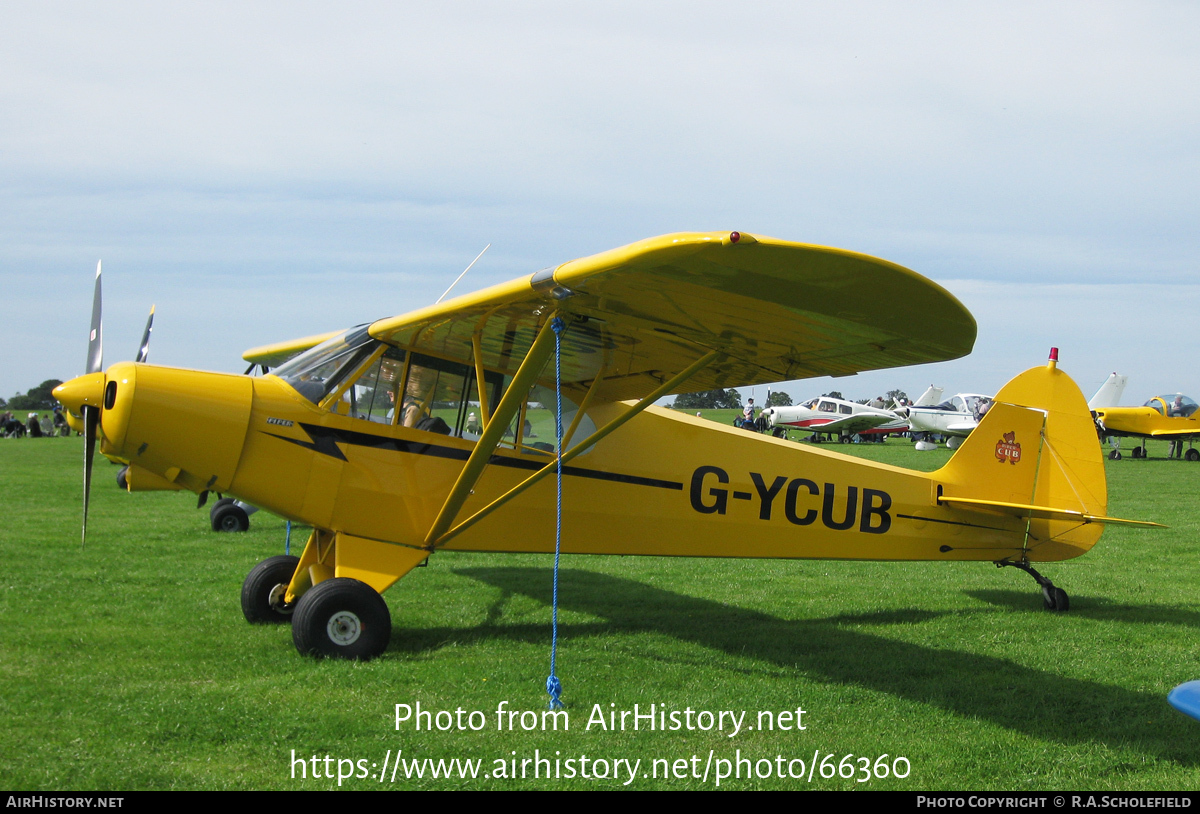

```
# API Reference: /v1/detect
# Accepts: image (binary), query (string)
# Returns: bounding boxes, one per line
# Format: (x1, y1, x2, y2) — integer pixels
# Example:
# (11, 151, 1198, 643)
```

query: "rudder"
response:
(934, 357, 1107, 561)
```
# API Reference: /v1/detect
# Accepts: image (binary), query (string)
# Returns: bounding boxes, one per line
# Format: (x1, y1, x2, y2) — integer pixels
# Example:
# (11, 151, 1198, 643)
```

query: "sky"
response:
(2, 2, 1197, 407)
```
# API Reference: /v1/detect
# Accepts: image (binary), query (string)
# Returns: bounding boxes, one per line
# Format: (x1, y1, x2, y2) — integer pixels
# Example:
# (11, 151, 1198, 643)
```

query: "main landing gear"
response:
(241, 556, 392, 660)
(241, 555, 300, 623)
(995, 559, 1069, 611)
(292, 579, 391, 660)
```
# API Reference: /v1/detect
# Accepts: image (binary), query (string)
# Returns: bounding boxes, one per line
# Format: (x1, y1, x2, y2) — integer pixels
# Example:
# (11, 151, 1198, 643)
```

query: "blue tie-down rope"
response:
(547, 316, 565, 710)
(285, 520, 292, 555)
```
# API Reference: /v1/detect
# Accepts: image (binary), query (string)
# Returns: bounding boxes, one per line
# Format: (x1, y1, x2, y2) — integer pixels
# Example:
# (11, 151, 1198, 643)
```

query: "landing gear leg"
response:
(995, 559, 1069, 611)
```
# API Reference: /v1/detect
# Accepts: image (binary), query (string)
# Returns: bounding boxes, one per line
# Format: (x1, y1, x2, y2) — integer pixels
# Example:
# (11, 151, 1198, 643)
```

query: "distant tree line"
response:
(673, 389, 744, 410)
(4, 379, 64, 411)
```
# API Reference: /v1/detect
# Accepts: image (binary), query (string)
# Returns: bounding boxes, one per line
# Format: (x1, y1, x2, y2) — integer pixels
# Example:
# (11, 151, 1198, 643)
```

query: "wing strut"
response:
(471, 329, 492, 428)
(431, 349, 722, 549)
(423, 314, 562, 547)
(562, 371, 605, 449)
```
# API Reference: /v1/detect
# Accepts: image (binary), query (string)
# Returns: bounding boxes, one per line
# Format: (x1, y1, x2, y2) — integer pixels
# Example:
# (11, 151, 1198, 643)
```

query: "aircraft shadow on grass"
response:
(967, 589, 1200, 627)
(387, 566, 1197, 761)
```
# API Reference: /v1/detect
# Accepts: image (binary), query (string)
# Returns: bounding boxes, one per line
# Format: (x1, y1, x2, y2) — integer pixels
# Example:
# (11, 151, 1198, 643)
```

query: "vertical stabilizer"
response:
(1088, 373, 1127, 410)
(934, 356, 1107, 561)
(912, 385, 943, 407)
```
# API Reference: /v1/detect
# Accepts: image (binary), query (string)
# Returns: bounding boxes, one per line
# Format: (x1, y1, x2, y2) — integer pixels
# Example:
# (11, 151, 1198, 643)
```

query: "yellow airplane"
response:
(1093, 392, 1200, 460)
(53, 231, 1158, 660)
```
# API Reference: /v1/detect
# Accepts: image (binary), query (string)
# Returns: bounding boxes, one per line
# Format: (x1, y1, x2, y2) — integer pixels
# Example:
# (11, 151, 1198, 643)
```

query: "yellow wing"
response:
(369, 231, 976, 403)
(1149, 428, 1200, 438)
(242, 330, 342, 369)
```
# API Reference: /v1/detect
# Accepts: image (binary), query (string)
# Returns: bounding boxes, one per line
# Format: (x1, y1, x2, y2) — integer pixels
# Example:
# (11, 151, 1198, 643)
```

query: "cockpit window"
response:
(273, 326, 379, 404)
(334, 345, 406, 422)
(1147, 394, 1198, 418)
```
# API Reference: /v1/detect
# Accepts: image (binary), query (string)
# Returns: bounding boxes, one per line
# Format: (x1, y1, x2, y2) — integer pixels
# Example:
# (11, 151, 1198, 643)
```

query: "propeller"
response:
(136, 305, 155, 364)
(82, 261, 103, 544)
(57, 263, 159, 544)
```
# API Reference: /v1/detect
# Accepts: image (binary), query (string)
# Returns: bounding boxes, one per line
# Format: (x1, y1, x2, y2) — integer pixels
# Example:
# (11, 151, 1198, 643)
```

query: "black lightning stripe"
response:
(263, 423, 683, 491)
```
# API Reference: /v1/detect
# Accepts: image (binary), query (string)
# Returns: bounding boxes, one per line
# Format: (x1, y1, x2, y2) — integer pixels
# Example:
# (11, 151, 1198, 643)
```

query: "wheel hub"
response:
(267, 583, 294, 616)
(327, 611, 363, 645)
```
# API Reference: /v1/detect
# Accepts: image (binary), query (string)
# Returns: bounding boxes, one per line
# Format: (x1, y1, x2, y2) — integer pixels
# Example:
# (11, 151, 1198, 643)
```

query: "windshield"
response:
(1146, 394, 1198, 418)
(272, 326, 379, 404)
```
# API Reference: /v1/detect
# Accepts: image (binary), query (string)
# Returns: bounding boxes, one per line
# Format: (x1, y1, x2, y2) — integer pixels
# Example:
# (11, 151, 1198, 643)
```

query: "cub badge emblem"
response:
(995, 431, 1021, 464)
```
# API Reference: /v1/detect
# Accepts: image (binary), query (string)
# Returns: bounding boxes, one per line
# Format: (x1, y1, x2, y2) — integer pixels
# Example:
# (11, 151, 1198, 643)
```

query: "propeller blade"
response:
(87, 261, 103, 374)
(136, 304, 155, 363)
(82, 404, 99, 545)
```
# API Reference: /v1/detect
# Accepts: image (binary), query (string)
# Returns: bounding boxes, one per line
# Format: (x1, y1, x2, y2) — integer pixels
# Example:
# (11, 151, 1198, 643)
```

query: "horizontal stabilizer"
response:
(938, 495, 1165, 528)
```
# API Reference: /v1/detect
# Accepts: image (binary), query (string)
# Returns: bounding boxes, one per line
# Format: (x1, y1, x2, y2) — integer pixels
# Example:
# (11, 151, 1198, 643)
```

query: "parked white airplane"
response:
(898, 392, 993, 449)
(760, 395, 901, 442)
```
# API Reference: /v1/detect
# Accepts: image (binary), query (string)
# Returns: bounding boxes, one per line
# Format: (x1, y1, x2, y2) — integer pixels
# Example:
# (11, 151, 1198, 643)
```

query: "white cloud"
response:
(2, 2, 1198, 400)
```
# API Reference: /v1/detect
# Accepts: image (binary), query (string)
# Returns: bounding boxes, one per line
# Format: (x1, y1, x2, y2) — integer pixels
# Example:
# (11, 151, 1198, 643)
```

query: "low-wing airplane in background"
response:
(55, 231, 1159, 661)
(1092, 384, 1200, 460)
(759, 384, 947, 443)
(759, 395, 904, 442)
(898, 392, 993, 449)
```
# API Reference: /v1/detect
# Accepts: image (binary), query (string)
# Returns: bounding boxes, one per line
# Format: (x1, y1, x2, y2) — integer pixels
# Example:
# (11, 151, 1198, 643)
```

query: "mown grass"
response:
(1, 434, 1199, 790)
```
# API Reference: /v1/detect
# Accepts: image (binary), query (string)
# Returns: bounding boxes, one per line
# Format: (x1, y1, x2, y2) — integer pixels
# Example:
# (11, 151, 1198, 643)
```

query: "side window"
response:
(839, 404, 852, 415)
(508, 384, 596, 455)
(401, 354, 471, 435)
(340, 347, 406, 422)
(400, 353, 507, 439)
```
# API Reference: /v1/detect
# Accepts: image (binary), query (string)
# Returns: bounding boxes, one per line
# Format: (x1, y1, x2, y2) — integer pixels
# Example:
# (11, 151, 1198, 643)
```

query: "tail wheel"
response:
(292, 578, 391, 660)
(242, 555, 300, 623)
(1042, 586, 1070, 612)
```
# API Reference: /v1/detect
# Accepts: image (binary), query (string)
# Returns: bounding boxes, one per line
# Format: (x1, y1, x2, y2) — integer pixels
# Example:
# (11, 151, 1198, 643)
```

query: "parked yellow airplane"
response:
(53, 231, 1158, 660)
(1093, 392, 1200, 460)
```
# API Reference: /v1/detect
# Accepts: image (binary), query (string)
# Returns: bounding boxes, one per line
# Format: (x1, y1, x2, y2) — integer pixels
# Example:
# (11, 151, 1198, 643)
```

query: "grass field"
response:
(2, 432, 1199, 790)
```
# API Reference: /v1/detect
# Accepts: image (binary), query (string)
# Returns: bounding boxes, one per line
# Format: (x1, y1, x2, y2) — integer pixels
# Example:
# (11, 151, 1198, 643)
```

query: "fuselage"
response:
(904, 393, 990, 437)
(762, 397, 904, 436)
(72, 359, 1097, 568)
(1094, 394, 1200, 439)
